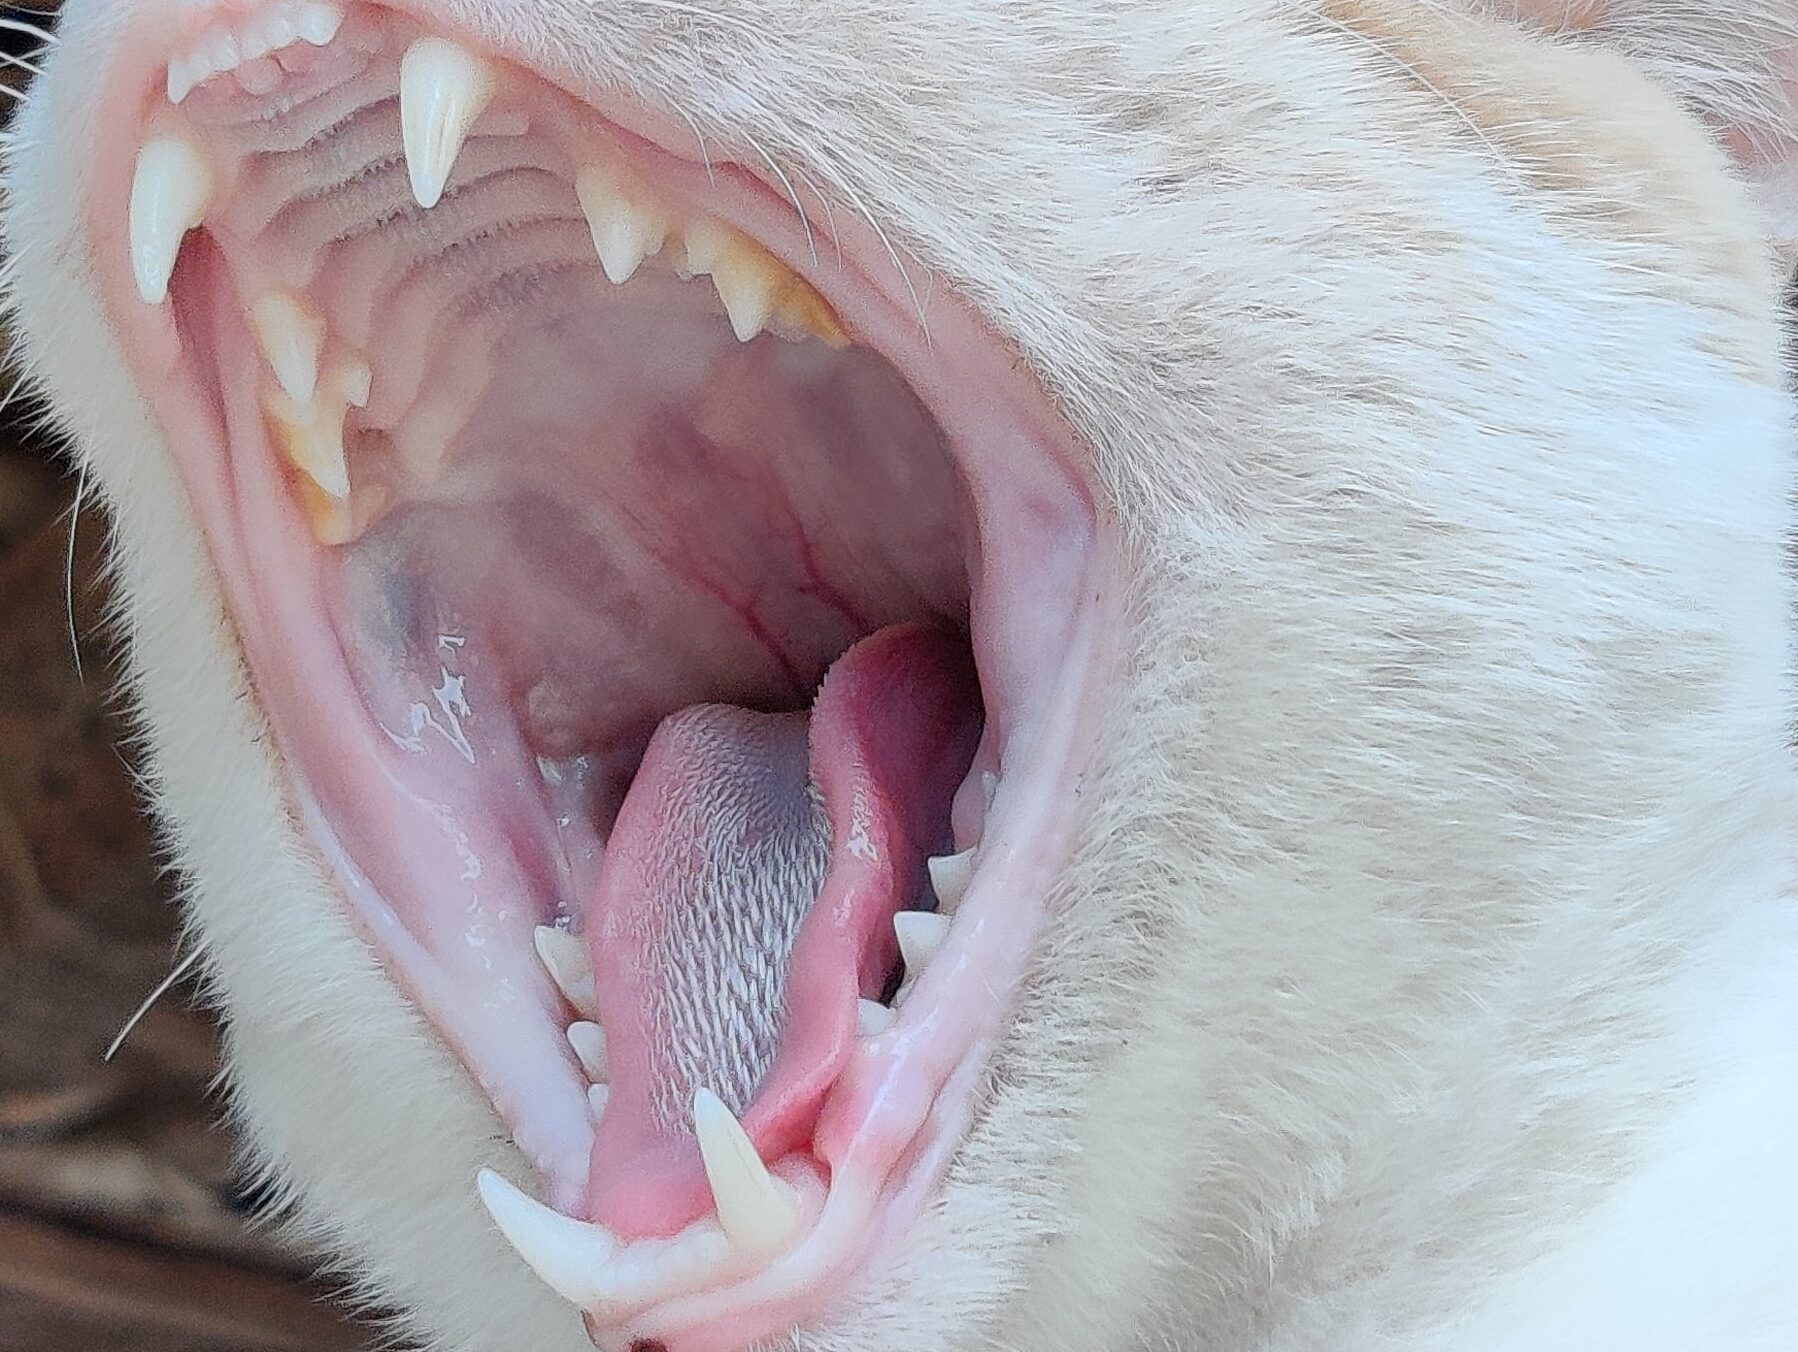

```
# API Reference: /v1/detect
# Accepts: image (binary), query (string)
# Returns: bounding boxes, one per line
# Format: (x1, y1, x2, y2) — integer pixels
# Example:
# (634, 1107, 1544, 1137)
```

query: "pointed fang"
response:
(399, 37, 496, 209)
(129, 136, 214, 304)
(692, 1088, 800, 1260)
(476, 1169, 619, 1309)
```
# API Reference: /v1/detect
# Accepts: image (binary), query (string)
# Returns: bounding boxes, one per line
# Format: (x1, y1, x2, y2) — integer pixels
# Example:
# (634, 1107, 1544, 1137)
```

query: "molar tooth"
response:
(399, 37, 497, 209)
(856, 998, 894, 1036)
(927, 849, 975, 912)
(574, 168, 667, 285)
(250, 293, 325, 404)
(894, 911, 951, 974)
(533, 925, 597, 1019)
(567, 1021, 608, 1079)
(587, 1083, 610, 1119)
(476, 1169, 621, 1308)
(129, 135, 215, 305)
(693, 1088, 801, 1260)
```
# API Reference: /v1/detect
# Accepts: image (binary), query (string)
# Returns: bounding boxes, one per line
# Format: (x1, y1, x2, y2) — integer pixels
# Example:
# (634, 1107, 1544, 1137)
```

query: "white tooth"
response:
(567, 1021, 608, 1079)
(856, 998, 894, 1036)
(399, 37, 497, 209)
(250, 293, 325, 404)
(296, 2, 345, 46)
(129, 136, 215, 305)
(711, 258, 775, 343)
(692, 1088, 800, 1259)
(533, 925, 597, 1018)
(476, 1169, 621, 1308)
(587, 1083, 610, 1119)
(167, 56, 201, 104)
(894, 911, 951, 974)
(927, 849, 975, 912)
(574, 168, 667, 285)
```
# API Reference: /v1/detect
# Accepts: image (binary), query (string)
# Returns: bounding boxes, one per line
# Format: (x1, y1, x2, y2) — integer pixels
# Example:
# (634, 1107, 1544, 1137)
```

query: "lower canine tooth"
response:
(575, 168, 667, 285)
(534, 926, 597, 1018)
(250, 293, 325, 404)
(476, 1169, 620, 1308)
(693, 1088, 801, 1259)
(894, 911, 951, 973)
(129, 136, 215, 304)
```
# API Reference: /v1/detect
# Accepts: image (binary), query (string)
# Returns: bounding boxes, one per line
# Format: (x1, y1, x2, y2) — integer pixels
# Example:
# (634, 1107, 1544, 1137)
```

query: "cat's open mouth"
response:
(87, 2, 1111, 1346)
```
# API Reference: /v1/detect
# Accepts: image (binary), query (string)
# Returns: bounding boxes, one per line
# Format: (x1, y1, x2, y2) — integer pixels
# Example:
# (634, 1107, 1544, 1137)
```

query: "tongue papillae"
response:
(583, 623, 980, 1238)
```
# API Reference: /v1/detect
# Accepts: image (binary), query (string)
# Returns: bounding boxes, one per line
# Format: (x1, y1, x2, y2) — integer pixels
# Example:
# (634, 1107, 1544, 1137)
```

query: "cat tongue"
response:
(581, 623, 980, 1238)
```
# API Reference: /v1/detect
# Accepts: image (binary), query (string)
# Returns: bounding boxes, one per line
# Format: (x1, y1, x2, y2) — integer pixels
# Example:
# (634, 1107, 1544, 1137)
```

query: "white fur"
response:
(5, 2, 1797, 1349)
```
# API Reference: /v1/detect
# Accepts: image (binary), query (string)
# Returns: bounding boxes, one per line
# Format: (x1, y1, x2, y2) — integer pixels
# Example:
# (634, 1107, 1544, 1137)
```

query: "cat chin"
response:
(4, 2, 1797, 1350)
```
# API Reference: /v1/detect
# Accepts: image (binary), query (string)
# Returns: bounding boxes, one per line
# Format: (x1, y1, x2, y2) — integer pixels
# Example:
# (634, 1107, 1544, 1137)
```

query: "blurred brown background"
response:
(0, 11, 372, 1344)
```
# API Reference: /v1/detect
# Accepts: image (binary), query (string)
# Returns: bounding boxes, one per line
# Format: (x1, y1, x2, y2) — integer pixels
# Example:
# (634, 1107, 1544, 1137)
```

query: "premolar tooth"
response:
(587, 1083, 610, 1119)
(399, 37, 497, 209)
(710, 257, 776, 343)
(856, 999, 894, 1036)
(476, 1169, 620, 1308)
(894, 911, 951, 974)
(250, 293, 324, 404)
(693, 1088, 800, 1259)
(533, 926, 597, 1018)
(574, 168, 667, 285)
(129, 136, 214, 305)
(567, 1021, 608, 1079)
(927, 850, 975, 912)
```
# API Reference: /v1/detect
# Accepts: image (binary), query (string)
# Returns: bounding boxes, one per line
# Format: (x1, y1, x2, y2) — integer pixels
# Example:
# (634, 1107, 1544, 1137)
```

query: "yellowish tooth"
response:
(129, 135, 215, 305)
(710, 255, 776, 344)
(249, 293, 325, 404)
(399, 37, 497, 209)
(574, 167, 667, 285)
(566, 1021, 608, 1079)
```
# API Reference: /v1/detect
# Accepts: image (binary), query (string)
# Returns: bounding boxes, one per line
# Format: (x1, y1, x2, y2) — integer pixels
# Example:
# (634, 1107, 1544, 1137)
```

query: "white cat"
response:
(4, 2, 1796, 1349)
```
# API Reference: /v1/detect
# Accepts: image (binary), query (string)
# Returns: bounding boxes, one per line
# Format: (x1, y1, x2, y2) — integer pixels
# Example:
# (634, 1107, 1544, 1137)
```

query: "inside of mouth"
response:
(140, 2, 1016, 1245)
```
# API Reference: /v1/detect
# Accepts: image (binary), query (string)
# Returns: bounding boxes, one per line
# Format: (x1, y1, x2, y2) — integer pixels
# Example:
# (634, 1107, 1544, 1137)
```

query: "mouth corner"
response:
(79, 2, 1119, 1346)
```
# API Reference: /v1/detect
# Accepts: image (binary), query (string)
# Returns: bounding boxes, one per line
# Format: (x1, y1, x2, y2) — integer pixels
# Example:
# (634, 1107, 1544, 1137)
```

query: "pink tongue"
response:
(580, 623, 980, 1237)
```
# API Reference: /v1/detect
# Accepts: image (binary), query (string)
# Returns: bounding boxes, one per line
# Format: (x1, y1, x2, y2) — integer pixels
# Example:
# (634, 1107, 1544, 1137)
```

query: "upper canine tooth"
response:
(692, 1088, 800, 1259)
(129, 136, 215, 304)
(534, 925, 597, 1018)
(250, 293, 325, 404)
(475, 1169, 621, 1308)
(399, 37, 497, 209)
(894, 911, 951, 974)
(574, 168, 667, 285)
(927, 850, 975, 912)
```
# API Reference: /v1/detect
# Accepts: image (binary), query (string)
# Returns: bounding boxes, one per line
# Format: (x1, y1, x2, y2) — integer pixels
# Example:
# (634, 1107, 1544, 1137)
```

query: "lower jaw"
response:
(84, 4, 1121, 1347)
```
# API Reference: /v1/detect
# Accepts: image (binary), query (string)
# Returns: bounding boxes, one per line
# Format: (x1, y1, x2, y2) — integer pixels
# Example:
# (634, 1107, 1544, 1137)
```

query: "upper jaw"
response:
(51, 1, 1123, 1347)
